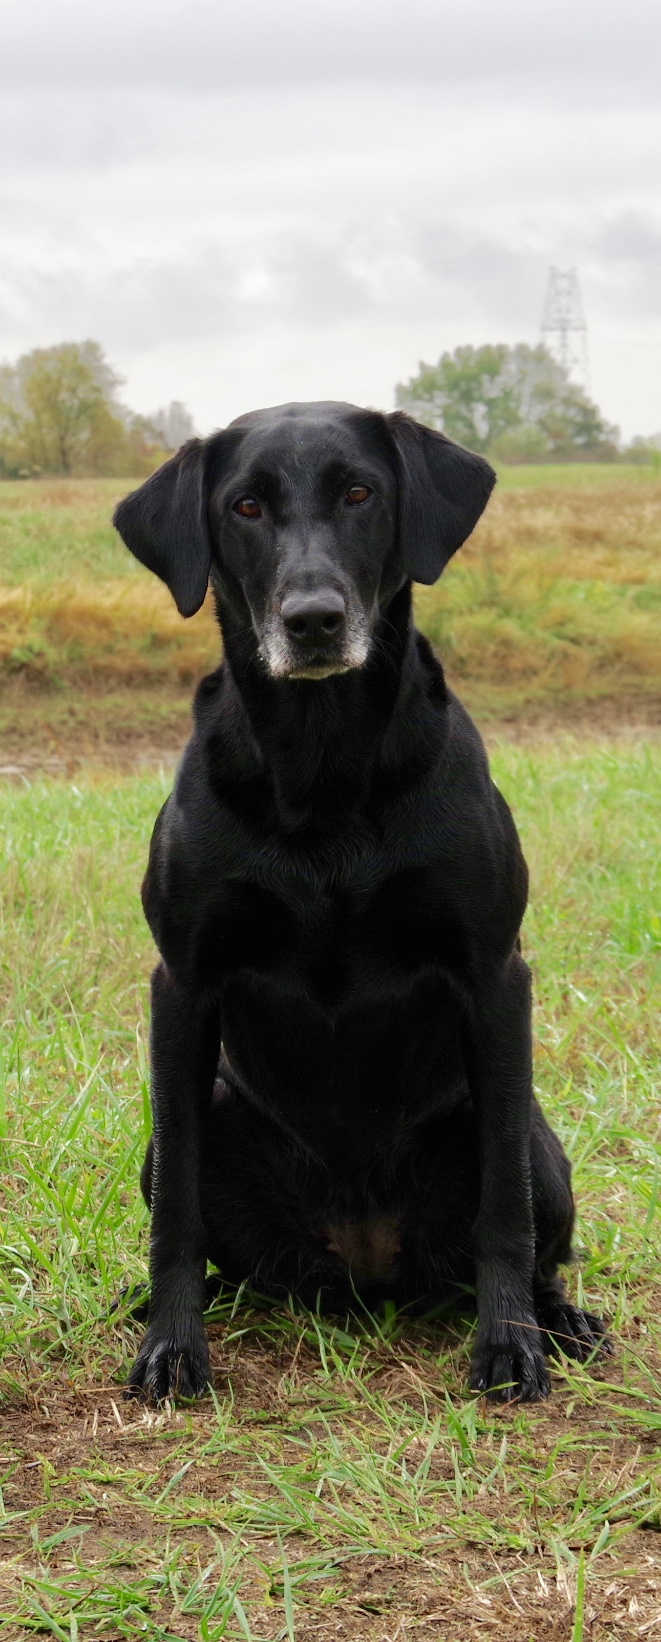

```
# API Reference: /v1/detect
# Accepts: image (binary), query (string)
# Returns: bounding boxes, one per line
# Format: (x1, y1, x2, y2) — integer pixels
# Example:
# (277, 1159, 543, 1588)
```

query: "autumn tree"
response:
(0, 343, 196, 477)
(0, 342, 127, 474)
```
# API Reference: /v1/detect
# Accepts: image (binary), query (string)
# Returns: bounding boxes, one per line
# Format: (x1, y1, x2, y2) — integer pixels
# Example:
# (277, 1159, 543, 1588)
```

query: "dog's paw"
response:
(539, 1300, 611, 1364)
(125, 1319, 211, 1403)
(470, 1320, 551, 1403)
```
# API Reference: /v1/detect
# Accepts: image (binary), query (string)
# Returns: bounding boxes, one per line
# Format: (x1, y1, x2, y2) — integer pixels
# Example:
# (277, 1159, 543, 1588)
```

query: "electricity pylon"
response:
(541, 267, 590, 391)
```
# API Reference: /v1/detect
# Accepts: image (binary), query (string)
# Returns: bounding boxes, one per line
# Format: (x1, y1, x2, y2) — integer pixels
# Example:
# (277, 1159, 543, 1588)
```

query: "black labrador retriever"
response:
(113, 400, 607, 1403)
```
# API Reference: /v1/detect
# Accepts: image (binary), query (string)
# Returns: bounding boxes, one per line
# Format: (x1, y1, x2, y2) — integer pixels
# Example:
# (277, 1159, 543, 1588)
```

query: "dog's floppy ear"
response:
(387, 411, 496, 585)
(113, 439, 210, 617)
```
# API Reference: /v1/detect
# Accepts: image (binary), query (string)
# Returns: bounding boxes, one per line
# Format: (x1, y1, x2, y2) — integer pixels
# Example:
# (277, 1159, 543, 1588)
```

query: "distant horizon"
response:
(4, 336, 658, 457)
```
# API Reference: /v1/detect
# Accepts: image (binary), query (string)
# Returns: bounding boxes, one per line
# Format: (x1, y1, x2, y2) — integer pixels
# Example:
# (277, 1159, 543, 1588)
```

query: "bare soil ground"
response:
(0, 680, 659, 779)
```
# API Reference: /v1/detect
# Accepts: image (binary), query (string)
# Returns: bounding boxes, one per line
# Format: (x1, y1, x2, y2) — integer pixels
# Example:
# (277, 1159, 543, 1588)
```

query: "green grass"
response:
(0, 467, 658, 587)
(0, 479, 140, 585)
(1, 740, 661, 1637)
(495, 462, 660, 489)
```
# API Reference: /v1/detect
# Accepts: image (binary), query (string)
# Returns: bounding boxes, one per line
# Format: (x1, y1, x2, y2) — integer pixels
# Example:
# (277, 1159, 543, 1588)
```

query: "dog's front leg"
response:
(465, 950, 550, 1402)
(126, 961, 220, 1401)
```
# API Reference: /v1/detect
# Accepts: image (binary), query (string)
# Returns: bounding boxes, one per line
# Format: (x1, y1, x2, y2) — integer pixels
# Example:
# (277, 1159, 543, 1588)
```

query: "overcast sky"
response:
(2, 0, 660, 439)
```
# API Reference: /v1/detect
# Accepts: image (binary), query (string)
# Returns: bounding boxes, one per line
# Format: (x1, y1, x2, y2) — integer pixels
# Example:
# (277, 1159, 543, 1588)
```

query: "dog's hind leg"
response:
(530, 1100, 610, 1362)
(189, 1078, 358, 1310)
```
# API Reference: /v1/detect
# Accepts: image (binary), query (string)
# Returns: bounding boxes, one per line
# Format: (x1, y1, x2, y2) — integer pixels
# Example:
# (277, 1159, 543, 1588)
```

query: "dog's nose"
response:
(281, 589, 346, 646)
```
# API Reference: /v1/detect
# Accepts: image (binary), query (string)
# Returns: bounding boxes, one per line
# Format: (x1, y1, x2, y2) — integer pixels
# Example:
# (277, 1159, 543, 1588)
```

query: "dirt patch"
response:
(480, 696, 661, 743)
(3, 1316, 661, 1640)
(0, 680, 192, 777)
(0, 679, 659, 780)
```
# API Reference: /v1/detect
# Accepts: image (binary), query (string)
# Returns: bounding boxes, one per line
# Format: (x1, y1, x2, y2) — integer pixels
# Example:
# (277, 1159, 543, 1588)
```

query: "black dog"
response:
(113, 400, 606, 1403)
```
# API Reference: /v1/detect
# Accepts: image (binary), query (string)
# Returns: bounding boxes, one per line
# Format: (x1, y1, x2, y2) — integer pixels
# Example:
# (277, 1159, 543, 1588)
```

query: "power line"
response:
(541, 267, 590, 391)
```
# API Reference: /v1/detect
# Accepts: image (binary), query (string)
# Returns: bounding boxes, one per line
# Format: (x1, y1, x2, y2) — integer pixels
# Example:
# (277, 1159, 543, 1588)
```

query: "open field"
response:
(1, 469, 660, 762)
(1, 739, 661, 1638)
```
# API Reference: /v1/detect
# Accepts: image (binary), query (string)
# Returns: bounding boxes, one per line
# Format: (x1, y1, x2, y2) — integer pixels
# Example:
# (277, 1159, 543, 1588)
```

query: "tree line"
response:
(0, 341, 195, 478)
(0, 337, 656, 477)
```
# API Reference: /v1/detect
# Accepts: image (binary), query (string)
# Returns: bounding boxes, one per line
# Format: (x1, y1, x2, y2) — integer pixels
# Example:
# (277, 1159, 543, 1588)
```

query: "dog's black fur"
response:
(113, 400, 607, 1403)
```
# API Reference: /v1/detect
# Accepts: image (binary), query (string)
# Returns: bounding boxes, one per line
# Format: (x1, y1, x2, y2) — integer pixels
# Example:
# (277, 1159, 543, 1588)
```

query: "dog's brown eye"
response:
(346, 484, 371, 505)
(234, 496, 262, 519)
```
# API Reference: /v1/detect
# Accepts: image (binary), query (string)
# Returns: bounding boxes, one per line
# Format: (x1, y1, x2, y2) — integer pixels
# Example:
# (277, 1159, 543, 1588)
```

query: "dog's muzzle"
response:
(259, 587, 370, 680)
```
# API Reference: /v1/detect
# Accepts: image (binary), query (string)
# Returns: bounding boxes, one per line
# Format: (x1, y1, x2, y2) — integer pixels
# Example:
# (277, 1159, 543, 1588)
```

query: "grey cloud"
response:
(595, 212, 661, 266)
(0, 91, 157, 172)
(1, 0, 660, 100)
(582, 212, 661, 322)
(0, 243, 369, 354)
(2, 209, 658, 437)
(0, 252, 235, 353)
(4, 190, 661, 363)
(0, 219, 574, 358)
(0, 1, 658, 442)
(414, 227, 543, 329)
(265, 238, 377, 326)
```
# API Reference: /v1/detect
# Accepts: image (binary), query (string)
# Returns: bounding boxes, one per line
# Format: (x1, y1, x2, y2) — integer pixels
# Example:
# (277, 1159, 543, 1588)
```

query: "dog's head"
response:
(114, 401, 495, 682)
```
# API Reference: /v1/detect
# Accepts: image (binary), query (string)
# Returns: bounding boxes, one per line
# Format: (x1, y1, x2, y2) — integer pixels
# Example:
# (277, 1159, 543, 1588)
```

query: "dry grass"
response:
(0, 579, 216, 688)
(1, 472, 660, 714)
(415, 480, 661, 708)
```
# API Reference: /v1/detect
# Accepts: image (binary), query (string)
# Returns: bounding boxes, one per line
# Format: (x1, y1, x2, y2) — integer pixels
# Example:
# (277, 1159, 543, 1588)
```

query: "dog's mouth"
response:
(263, 651, 357, 682)
(285, 657, 351, 680)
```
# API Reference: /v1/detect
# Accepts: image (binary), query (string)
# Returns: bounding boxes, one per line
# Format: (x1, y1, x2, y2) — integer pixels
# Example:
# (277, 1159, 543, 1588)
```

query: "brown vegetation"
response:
(1, 475, 660, 732)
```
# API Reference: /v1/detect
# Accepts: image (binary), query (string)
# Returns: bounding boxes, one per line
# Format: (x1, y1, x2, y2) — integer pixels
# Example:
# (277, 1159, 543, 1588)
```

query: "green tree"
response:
(396, 343, 619, 461)
(0, 341, 179, 477)
(3, 342, 125, 474)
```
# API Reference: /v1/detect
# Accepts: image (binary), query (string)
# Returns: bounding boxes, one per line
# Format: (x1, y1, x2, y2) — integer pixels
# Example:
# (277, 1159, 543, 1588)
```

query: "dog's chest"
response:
(214, 857, 468, 999)
(211, 865, 469, 1140)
